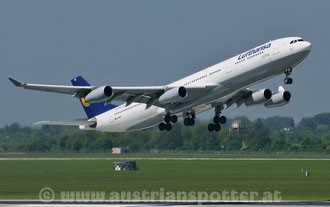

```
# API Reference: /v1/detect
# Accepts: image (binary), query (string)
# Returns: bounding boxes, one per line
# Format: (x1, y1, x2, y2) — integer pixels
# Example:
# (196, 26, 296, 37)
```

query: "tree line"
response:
(0, 113, 330, 153)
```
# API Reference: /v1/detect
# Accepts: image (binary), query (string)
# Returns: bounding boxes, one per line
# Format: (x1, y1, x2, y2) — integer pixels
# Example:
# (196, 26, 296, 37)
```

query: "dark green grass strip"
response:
(0, 160, 329, 200)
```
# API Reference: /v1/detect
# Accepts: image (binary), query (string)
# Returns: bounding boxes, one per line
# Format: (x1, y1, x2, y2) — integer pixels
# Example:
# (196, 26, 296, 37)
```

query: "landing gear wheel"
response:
(170, 115, 178, 123)
(183, 111, 195, 127)
(164, 115, 171, 123)
(284, 68, 292, 74)
(189, 118, 195, 126)
(165, 123, 172, 131)
(219, 116, 226, 124)
(208, 124, 214, 132)
(184, 117, 195, 126)
(213, 116, 220, 124)
(159, 122, 165, 131)
(284, 77, 293, 85)
(214, 123, 221, 132)
(184, 118, 190, 126)
(284, 68, 293, 84)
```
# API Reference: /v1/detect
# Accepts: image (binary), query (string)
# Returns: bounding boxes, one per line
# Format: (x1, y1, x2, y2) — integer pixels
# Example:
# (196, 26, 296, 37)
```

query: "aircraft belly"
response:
(124, 107, 164, 131)
(126, 114, 164, 131)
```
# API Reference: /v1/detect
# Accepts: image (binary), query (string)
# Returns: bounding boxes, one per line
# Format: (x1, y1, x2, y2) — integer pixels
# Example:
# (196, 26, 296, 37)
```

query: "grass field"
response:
(0, 159, 329, 201)
(1, 152, 330, 159)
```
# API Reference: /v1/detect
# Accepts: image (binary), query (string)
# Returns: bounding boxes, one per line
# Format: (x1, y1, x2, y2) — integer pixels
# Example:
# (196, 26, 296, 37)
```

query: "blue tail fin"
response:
(71, 76, 117, 119)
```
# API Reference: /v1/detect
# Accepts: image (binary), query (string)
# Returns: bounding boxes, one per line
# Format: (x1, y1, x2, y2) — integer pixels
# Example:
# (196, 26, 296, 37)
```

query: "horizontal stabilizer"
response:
(35, 120, 96, 126)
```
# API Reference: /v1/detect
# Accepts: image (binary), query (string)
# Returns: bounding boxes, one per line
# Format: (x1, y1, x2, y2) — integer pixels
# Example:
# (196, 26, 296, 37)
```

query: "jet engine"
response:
(159, 86, 187, 104)
(264, 91, 291, 108)
(244, 89, 272, 106)
(85, 86, 113, 103)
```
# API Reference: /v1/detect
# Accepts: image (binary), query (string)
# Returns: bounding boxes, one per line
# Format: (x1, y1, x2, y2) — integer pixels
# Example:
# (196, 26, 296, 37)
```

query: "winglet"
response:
(9, 77, 24, 87)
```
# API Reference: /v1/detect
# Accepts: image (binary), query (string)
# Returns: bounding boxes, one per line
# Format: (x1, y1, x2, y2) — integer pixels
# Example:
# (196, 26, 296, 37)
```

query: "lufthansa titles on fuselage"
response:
(238, 43, 271, 60)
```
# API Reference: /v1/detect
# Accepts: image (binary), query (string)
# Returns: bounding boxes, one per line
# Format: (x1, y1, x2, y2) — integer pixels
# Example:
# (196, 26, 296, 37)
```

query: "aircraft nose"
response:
(304, 41, 312, 51)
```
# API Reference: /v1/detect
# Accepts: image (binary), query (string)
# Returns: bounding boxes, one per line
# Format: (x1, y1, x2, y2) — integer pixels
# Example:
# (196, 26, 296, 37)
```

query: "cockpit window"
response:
(290, 39, 304, 44)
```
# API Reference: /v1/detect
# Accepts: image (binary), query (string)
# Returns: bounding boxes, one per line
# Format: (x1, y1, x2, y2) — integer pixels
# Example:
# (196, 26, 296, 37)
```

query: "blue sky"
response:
(1, 0, 329, 127)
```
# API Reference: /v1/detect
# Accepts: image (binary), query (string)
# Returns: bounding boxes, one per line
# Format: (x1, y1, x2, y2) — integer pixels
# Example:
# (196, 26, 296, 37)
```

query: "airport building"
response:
(112, 147, 129, 154)
(229, 120, 246, 134)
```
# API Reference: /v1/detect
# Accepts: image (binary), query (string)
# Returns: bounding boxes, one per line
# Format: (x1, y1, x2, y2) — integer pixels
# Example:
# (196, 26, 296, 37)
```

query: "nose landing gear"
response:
(284, 68, 293, 85)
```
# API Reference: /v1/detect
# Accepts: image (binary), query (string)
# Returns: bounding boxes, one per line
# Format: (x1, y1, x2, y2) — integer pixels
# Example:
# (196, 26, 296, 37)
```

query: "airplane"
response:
(9, 37, 311, 132)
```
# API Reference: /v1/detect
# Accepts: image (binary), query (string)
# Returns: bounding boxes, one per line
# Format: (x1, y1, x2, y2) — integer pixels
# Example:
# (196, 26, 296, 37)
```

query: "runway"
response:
(0, 158, 330, 161)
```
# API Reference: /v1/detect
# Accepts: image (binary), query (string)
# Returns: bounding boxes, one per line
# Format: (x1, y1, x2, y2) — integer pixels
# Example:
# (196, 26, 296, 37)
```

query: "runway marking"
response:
(0, 158, 330, 161)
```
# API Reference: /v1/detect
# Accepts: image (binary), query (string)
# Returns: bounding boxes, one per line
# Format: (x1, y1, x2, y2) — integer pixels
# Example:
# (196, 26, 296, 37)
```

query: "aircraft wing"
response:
(106, 86, 165, 106)
(224, 88, 255, 109)
(35, 120, 96, 126)
(9, 77, 166, 100)
(9, 78, 94, 97)
(110, 85, 216, 108)
(9, 77, 216, 108)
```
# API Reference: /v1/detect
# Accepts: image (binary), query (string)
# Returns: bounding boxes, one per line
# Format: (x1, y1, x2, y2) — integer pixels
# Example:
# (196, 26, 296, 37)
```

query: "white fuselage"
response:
(83, 37, 311, 132)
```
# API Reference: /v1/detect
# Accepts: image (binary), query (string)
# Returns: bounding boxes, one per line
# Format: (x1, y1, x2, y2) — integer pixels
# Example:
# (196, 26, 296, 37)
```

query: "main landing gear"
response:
(208, 105, 226, 132)
(284, 68, 293, 85)
(183, 112, 195, 126)
(208, 115, 226, 132)
(158, 113, 178, 131)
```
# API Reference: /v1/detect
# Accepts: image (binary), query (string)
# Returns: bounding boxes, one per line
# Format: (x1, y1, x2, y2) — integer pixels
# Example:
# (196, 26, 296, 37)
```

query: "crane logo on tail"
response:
(80, 98, 90, 107)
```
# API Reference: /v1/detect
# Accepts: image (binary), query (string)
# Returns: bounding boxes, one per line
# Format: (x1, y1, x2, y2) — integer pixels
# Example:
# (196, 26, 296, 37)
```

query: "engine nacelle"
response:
(159, 86, 187, 104)
(85, 86, 113, 104)
(264, 91, 291, 108)
(245, 89, 272, 106)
